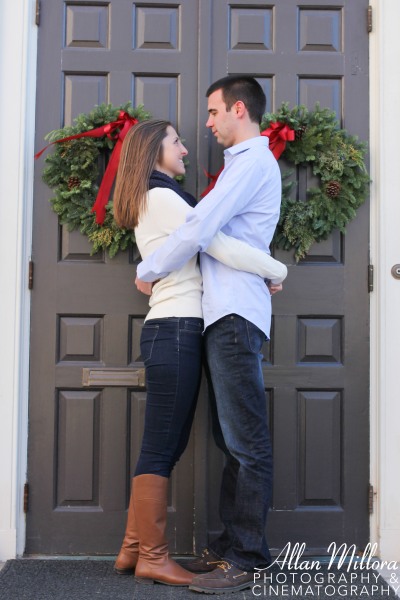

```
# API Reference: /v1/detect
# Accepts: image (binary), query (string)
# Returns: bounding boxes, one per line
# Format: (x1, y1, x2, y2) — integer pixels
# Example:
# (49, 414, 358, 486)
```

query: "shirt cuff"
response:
(137, 260, 168, 282)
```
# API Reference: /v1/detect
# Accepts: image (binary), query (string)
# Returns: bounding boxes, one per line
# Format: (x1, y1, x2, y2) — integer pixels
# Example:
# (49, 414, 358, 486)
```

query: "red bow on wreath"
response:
(201, 121, 294, 197)
(260, 121, 295, 160)
(35, 110, 138, 224)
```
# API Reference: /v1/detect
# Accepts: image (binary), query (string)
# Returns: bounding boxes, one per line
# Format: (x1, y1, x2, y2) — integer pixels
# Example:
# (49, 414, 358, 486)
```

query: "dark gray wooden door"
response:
(203, 0, 370, 553)
(27, 0, 200, 555)
(28, 0, 369, 555)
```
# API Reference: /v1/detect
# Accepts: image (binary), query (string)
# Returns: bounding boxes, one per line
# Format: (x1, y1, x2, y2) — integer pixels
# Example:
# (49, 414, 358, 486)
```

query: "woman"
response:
(112, 119, 287, 587)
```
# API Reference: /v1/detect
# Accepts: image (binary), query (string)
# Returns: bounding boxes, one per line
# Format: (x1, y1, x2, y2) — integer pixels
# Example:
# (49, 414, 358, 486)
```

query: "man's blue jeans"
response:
(135, 317, 203, 478)
(204, 314, 273, 571)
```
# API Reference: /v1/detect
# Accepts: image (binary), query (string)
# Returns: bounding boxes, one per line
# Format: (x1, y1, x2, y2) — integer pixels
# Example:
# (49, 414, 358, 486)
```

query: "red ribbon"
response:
(260, 121, 295, 160)
(35, 110, 138, 224)
(200, 166, 224, 198)
(201, 121, 295, 197)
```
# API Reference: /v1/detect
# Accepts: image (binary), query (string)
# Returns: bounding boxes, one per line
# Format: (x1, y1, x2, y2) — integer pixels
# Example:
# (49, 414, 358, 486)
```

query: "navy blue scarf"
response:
(149, 170, 197, 208)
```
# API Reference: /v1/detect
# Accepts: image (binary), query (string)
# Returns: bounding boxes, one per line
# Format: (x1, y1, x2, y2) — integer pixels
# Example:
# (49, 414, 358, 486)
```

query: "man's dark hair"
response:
(206, 75, 266, 124)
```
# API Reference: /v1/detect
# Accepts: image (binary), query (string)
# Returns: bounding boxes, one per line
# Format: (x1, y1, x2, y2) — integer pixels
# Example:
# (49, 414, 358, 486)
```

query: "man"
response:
(135, 75, 285, 594)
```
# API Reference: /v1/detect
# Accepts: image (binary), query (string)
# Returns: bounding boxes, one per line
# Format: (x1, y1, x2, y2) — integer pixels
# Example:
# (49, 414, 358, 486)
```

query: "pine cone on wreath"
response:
(295, 125, 307, 141)
(326, 180, 341, 198)
(68, 176, 81, 190)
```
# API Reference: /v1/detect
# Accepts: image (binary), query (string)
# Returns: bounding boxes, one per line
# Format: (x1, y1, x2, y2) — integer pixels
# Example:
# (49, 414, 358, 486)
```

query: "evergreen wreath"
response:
(39, 102, 369, 260)
(261, 103, 370, 260)
(40, 102, 150, 257)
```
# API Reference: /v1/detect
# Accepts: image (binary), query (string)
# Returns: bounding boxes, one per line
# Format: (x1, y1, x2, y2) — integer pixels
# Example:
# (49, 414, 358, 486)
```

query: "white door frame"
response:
(0, 0, 399, 562)
(369, 0, 400, 561)
(0, 0, 37, 559)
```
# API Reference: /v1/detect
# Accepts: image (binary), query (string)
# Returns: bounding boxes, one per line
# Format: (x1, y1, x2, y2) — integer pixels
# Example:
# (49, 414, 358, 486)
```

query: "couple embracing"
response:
(112, 75, 287, 595)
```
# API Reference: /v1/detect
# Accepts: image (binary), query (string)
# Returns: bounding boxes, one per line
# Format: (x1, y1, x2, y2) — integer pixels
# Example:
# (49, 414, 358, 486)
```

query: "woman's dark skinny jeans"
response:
(135, 317, 203, 477)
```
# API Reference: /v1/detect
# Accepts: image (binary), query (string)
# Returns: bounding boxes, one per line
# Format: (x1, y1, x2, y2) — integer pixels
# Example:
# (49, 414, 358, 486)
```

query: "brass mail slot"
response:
(82, 367, 146, 388)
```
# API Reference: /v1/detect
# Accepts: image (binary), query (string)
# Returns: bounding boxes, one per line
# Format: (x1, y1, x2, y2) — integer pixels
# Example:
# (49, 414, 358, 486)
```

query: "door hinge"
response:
(368, 264, 374, 293)
(28, 260, 34, 290)
(24, 483, 29, 513)
(35, 0, 41, 26)
(368, 484, 374, 514)
(367, 6, 372, 33)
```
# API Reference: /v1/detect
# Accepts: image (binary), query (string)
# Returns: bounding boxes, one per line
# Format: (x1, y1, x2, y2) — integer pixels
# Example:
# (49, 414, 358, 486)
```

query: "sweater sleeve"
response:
(206, 232, 287, 284)
(141, 188, 287, 283)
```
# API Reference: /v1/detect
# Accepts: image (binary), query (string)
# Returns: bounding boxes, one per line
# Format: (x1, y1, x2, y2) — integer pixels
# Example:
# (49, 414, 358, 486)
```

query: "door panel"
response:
(28, 0, 369, 554)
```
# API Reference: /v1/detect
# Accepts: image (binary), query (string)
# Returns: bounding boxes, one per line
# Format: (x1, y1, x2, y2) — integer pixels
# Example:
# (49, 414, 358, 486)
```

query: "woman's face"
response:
(156, 126, 188, 178)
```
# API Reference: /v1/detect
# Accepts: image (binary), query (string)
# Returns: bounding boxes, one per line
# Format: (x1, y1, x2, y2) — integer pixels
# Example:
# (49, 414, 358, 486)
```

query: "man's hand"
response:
(135, 275, 153, 296)
(268, 282, 283, 295)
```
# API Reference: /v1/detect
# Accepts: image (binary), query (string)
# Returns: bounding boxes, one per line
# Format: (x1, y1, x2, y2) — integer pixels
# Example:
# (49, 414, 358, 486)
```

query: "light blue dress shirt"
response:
(136, 135, 282, 338)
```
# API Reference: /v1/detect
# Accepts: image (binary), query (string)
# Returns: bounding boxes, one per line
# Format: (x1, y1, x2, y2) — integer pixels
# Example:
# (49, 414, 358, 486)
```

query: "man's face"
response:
(206, 89, 238, 148)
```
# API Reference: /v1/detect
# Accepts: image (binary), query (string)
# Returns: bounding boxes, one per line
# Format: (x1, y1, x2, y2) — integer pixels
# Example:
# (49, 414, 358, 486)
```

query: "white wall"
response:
(0, 0, 399, 562)
(370, 0, 400, 562)
(0, 0, 37, 559)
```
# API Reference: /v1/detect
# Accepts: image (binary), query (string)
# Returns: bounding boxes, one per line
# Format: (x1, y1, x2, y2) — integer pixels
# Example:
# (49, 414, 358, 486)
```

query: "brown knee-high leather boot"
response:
(133, 474, 194, 586)
(114, 479, 139, 575)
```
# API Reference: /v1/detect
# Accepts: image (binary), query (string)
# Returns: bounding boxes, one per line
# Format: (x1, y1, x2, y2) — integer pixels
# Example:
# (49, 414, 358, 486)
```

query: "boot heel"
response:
(135, 576, 154, 585)
(114, 567, 134, 576)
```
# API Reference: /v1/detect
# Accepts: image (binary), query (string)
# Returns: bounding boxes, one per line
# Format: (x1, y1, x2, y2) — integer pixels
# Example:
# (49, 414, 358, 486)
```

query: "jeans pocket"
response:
(245, 320, 265, 354)
(140, 325, 159, 364)
(183, 319, 204, 334)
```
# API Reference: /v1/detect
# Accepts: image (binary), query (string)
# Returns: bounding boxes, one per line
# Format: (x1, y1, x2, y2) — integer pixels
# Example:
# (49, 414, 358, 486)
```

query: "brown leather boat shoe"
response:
(177, 548, 224, 574)
(189, 560, 255, 594)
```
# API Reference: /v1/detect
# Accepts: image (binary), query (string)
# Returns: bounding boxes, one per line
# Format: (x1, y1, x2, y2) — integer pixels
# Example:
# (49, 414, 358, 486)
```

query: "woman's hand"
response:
(268, 282, 283, 295)
(135, 275, 153, 296)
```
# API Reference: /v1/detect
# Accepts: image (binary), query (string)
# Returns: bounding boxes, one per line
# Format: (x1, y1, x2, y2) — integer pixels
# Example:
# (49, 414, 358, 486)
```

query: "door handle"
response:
(82, 367, 145, 387)
(391, 264, 400, 280)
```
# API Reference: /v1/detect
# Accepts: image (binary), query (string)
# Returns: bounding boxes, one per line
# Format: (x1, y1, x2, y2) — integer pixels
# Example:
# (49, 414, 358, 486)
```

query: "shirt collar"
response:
(224, 135, 269, 157)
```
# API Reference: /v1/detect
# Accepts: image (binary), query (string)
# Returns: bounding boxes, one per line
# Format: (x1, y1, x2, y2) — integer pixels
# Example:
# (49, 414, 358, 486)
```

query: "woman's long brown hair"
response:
(113, 119, 171, 229)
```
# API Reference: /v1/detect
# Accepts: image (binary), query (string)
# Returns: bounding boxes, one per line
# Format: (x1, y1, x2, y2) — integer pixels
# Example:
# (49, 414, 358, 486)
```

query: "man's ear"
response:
(234, 100, 246, 118)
